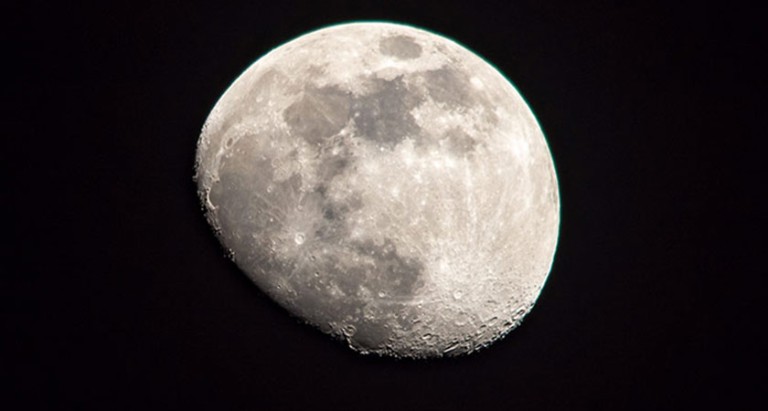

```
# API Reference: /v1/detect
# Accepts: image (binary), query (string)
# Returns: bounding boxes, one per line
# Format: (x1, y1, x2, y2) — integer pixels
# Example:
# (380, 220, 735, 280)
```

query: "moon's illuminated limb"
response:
(195, 22, 559, 358)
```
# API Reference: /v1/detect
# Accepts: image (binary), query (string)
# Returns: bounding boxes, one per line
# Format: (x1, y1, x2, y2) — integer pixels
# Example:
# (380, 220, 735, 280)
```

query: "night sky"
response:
(8, 1, 763, 409)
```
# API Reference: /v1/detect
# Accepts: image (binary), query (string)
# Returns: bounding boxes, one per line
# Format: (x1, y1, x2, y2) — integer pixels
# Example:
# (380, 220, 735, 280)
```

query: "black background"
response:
(8, 1, 764, 409)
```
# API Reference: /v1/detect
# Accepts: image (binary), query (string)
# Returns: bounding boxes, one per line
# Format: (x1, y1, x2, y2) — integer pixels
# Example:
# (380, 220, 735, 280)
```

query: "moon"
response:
(195, 22, 559, 358)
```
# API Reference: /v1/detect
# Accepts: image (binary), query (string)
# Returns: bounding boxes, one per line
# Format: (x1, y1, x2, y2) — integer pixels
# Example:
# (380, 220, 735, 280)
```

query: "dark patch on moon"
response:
(283, 85, 351, 145)
(320, 196, 359, 222)
(420, 65, 500, 126)
(351, 238, 425, 298)
(379, 35, 422, 60)
(442, 128, 478, 156)
(312, 194, 362, 242)
(351, 76, 423, 149)
(422, 67, 474, 108)
(317, 153, 350, 182)
(316, 137, 355, 181)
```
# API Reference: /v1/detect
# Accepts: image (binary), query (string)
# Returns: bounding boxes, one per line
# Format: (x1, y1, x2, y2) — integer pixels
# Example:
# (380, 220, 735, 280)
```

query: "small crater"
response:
(342, 323, 357, 337)
(379, 35, 422, 60)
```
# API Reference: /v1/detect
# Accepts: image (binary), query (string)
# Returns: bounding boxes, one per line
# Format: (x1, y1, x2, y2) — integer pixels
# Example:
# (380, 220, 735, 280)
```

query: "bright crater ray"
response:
(195, 22, 560, 358)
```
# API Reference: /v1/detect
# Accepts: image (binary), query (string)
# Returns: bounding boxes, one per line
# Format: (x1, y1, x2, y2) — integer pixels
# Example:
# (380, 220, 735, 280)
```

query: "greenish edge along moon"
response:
(195, 22, 560, 358)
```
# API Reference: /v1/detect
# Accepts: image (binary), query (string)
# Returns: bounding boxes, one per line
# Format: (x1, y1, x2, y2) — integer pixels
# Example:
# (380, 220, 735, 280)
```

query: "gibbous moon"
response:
(195, 22, 559, 358)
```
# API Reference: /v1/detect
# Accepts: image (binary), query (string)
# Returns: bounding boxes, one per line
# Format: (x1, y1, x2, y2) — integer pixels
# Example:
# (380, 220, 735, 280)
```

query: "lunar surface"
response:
(195, 22, 559, 358)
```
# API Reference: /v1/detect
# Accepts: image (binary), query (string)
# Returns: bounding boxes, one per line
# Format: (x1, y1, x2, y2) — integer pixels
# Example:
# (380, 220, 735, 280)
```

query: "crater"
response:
(379, 35, 422, 60)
